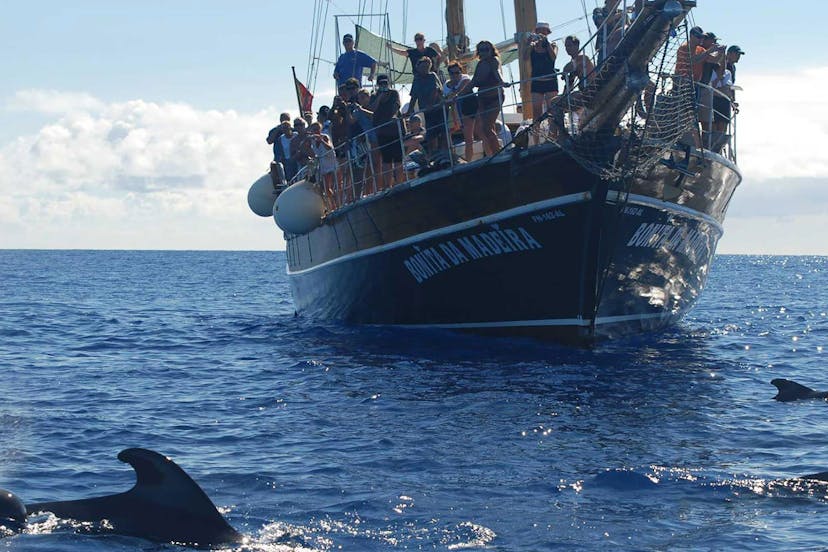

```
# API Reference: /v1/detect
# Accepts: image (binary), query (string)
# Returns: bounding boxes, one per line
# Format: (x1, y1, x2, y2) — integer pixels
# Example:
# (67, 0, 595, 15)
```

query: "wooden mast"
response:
(445, 0, 466, 62)
(513, 0, 537, 119)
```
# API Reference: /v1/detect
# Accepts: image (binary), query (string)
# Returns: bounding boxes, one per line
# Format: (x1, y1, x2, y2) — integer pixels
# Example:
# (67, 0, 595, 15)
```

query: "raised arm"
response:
(386, 42, 410, 57)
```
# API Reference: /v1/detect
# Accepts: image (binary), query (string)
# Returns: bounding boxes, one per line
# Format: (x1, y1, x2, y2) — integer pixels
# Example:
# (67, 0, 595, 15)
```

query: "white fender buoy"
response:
(273, 180, 325, 234)
(247, 173, 280, 217)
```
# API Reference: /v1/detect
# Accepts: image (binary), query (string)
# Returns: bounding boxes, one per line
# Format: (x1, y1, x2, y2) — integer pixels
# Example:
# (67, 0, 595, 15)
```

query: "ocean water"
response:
(1, 250, 827, 551)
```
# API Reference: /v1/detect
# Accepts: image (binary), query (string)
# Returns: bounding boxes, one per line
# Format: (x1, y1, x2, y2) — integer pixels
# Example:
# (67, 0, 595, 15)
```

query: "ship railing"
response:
(294, 79, 535, 214)
(289, 70, 736, 215)
(693, 80, 739, 163)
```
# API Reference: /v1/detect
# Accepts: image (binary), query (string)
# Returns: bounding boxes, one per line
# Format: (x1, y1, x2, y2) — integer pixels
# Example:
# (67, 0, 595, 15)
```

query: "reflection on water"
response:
(2, 252, 828, 550)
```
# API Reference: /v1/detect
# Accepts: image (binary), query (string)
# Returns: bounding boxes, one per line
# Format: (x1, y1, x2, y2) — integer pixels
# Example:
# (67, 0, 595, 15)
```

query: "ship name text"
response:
(404, 225, 543, 284)
(626, 222, 708, 259)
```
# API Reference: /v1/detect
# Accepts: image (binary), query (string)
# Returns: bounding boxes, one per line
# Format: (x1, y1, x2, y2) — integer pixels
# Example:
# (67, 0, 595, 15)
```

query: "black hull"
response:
(285, 145, 740, 342)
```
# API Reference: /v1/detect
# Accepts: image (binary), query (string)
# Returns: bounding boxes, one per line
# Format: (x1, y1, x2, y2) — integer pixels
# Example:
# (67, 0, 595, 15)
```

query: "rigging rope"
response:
(440, 0, 446, 46)
(402, 0, 408, 43)
(498, 0, 518, 105)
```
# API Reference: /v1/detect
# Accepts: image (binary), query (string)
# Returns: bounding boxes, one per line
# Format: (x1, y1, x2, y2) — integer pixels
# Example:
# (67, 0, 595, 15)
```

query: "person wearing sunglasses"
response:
(386, 32, 442, 76)
(455, 40, 506, 157)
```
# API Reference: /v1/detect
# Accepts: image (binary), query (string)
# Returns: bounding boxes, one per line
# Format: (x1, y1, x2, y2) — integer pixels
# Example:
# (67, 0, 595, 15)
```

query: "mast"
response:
(513, 0, 537, 119)
(445, 0, 465, 62)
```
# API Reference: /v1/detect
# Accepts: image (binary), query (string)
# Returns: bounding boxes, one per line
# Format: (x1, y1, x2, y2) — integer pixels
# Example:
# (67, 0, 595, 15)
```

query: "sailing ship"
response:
(247, 0, 741, 343)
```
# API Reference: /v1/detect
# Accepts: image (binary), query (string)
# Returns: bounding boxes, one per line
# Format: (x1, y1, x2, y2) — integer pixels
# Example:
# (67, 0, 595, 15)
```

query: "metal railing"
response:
(694, 79, 738, 162)
(279, 59, 739, 214)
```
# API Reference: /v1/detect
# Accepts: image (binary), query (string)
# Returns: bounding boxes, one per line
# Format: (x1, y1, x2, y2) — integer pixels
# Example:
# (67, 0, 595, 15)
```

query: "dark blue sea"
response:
(2, 251, 828, 551)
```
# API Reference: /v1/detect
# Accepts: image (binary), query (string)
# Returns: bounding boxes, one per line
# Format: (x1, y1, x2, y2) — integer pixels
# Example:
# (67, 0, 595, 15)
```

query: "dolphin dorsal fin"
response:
(117, 448, 231, 523)
(771, 378, 817, 402)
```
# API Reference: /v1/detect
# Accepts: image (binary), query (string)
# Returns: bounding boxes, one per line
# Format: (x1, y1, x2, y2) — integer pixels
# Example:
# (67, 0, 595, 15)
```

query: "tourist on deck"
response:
(308, 122, 338, 211)
(562, 35, 594, 92)
(290, 117, 314, 174)
(266, 112, 292, 163)
(276, 119, 297, 180)
(443, 61, 478, 162)
(675, 26, 723, 86)
(372, 74, 404, 189)
(316, 105, 332, 139)
(710, 60, 734, 136)
(697, 32, 717, 129)
(405, 56, 446, 158)
(387, 32, 442, 76)
(402, 114, 428, 173)
(697, 32, 726, 133)
(329, 86, 353, 201)
(523, 21, 558, 141)
(334, 33, 377, 88)
(457, 40, 507, 157)
(353, 88, 381, 194)
(403, 114, 426, 155)
(429, 42, 447, 81)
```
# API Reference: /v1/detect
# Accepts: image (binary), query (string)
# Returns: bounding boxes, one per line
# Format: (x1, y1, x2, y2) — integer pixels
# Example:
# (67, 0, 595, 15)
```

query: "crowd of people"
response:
(676, 25, 744, 146)
(266, 2, 744, 213)
(266, 30, 521, 212)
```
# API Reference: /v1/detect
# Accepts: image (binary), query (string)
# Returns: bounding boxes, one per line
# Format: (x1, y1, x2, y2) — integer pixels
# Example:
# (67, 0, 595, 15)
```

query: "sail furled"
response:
(355, 24, 519, 86)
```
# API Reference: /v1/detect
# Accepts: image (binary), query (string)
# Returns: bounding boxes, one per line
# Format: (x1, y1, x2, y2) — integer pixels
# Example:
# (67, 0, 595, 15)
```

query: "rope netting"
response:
(534, 15, 697, 181)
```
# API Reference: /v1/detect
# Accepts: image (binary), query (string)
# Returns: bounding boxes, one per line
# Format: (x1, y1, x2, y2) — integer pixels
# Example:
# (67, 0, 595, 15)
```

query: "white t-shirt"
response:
(443, 74, 471, 97)
(711, 69, 732, 90)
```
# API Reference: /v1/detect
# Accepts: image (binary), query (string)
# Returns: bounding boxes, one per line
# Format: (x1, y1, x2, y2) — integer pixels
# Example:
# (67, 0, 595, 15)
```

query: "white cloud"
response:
(737, 67, 828, 180)
(0, 90, 286, 249)
(2, 65, 828, 253)
(6, 89, 106, 114)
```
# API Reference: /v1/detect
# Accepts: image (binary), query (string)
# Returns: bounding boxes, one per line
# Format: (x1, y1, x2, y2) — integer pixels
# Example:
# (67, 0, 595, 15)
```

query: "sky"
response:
(1, 0, 826, 254)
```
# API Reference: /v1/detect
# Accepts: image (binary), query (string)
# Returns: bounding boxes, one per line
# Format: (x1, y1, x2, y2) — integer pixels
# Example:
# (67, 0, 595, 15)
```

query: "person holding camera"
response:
(523, 21, 559, 132)
(372, 74, 404, 189)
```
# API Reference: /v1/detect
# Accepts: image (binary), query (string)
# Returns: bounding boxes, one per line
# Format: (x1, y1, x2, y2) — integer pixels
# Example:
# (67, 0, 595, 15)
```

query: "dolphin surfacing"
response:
(26, 448, 241, 547)
(770, 379, 828, 402)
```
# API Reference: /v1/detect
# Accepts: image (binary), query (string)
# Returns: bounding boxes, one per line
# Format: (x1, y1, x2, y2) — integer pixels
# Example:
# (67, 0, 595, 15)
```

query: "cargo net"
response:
(535, 20, 697, 180)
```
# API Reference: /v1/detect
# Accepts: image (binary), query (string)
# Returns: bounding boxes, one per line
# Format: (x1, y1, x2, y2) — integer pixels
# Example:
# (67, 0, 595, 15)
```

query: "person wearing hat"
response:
(386, 32, 442, 76)
(675, 26, 706, 81)
(522, 21, 559, 125)
(334, 32, 377, 88)
(677, 26, 726, 83)
(726, 45, 744, 84)
(697, 32, 726, 131)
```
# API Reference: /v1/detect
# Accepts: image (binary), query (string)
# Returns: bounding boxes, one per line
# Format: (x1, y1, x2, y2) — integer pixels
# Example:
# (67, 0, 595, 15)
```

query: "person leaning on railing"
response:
(354, 88, 381, 195)
(455, 40, 507, 157)
(308, 122, 338, 211)
(372, 74, 404, 189)
(405, 56, 446, 159)
(443, 61, 477, 162)
(522, 21, 558, 141)
(710, 59, 734, 136)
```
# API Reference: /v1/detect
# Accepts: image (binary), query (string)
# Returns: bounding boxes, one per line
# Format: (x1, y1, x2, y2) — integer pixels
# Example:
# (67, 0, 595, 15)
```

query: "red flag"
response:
(294, 77, 314, 114)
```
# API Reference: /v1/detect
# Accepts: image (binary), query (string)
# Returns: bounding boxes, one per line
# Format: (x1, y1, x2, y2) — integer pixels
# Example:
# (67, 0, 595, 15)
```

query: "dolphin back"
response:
(26, 448, 241, 547)
(770, 379, 828, 402)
